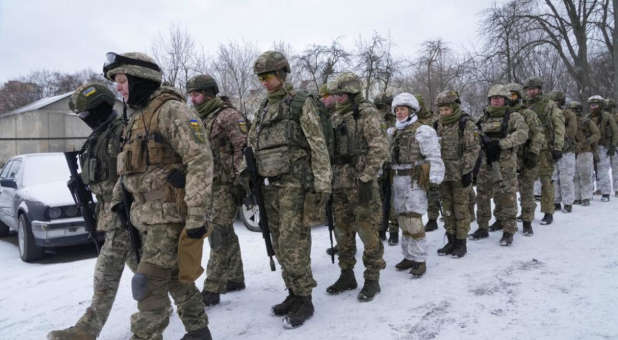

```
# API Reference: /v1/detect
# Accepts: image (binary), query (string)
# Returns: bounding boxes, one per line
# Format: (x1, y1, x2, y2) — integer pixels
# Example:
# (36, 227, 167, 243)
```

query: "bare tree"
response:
(212, 41, 260, 114)
(293, 39, 351, 93)
(355, 32, 386, 99)
(151, 24, 197, 91)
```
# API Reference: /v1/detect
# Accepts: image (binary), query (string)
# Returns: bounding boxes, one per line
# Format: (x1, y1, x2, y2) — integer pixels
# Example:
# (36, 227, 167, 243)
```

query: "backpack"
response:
(288, 90, 335, 162)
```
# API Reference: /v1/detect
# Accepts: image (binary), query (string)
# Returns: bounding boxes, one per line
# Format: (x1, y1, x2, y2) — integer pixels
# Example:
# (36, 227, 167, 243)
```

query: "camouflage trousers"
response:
(476, 155, 518, 233)
(575, 152, 594, 201)
(553, 152, 576, 205)
(538, 149, 556, 214)
(262, 182, 316, 296)
(469, 188, 476, 222)
(518, 164, 539, 223)
(131, 223, 208, 340)
(427, 183, 441, 221)
(333, 180, 386, 281)
(203, 184, 244, 293)
(612, 154, 618, 193)
(75, 227, 138, 336)
(595, 146, 612, 195)
(439, 180, 471, 240)
(378, 176, 399, 234)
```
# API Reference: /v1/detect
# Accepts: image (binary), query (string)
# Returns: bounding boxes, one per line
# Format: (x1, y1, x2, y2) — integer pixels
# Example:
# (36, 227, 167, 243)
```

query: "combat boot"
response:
(594, 189, 601, 195)
(225, 280, 246, 293)
(499, 231, 513, 246)
(47, 326, 95, 340)
(489, 220, 503, 232)
(326, 245, 338, 256)
(437, 233, 456, 256)
(379, 230, 387, 241)
(535, 195, 542, 201)
(573, 199, 581, 205)
(357, 280, 381, 302)
(395, 258, 415, 270)
(388, 231, 399, 246)
(554, 203, 562, 211)
(450, 238, 467, 258)
(326, 269, 357, 294)
(272, 289, 296, 316)
(516, 215, 523, 222)
(522, 221, 533, 236)
(283, 295, 314, 329)
(180, 327, 212, 340)
(601, 194, 610, 202)
(409, 261, 426, 278)
(469, 227, 489, 240)
(582, 199, 590, 206)
(201, 290, 220, 306)
(425, 219, 438, 232)
(540, 213, 553, 225)
(562, 205, 572, 213)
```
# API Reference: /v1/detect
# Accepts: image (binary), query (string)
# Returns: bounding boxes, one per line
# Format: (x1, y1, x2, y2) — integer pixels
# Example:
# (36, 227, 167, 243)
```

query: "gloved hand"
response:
(461, 172, 473, 187)
(552, 150, 563, 161)
(524, 152, 538, 169)
(485, 140, 501, 163)
(358, 180, 373, 204)
(186, 225, 208, 239)
(111, 202, 130, 226)
(607, 145, 616, 156)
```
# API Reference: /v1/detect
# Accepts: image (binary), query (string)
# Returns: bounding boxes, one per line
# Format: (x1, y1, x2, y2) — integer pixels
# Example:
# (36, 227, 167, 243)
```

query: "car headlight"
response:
(63, 206, 79, 217)
(48, 207, 62, 219)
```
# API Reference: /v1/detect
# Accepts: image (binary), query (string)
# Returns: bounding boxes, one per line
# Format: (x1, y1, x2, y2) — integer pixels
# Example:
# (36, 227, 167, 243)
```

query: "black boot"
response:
(326, 269, 357, 294)
(489, 220, 503, 232)
(409, 261, 426, 278)
(540, 213, 553, 225)
(522, 221, 533, 236)
(469, 228, 489, 240)
(563, 205, 572, 213)
(554, 203, 562, 211)
(573, 199, 581, 205)
(201, 290, 220, 306)
(272, 290, 296, 316)
(516, 215, 523, 222)
(499, 231, 513, 246)
(450, 238, 467, 258)
(601, 194, 610, 202)
(425, 219, 438, 232)
(181, 327, 212, 340)
(225, 280, 245, 293)
(395, 258, 415, 271)
(437, 233, 456, 256)
(283, 295, 314, 329)
(357, 280, 381, 302)
(378, 230, 387, 241)
(582, 199, 590, 206)
(388, 231, 399, 246)
(326, 245, 338, 256)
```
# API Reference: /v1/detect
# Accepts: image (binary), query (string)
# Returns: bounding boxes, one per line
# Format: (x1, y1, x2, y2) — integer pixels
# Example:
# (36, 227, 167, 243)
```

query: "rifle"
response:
(380, 163, 392, 238)
(325, 194, 335, 264)
(64, 151, 99, 254)
(243, 147, 276, 271)
(118, 182, 142, 264)
(480, 135, 503, 184)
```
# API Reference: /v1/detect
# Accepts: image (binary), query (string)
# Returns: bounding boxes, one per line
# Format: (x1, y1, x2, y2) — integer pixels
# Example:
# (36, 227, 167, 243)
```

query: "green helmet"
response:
(606, 98, 616, 110)
(567, 101, 582, 112)
(327, 72, 362, 95)
(548, 91, 565, 105)
(69, 83, 115, 113)
(435, 90, 460, 106)
(103, 52, 162, 83)
(588, 95, 605, 106)
(253, 51, 291, 75)
(487, 84, 510, 99)
(186, 74, 219, 94)
(523, 77, 543, 90)
(507, 83, 524, 98)
(319, 83, 329, 97)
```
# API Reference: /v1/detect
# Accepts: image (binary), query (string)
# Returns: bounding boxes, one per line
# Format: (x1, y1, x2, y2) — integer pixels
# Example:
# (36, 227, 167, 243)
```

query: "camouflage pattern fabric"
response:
(596, 146, 613, 195)
(518, 165, 539, 223)
(575, 152, 594, 201)
(553, 153, 576, 205)
(427, 184, 441, 221)
(469, 187, 476, 222)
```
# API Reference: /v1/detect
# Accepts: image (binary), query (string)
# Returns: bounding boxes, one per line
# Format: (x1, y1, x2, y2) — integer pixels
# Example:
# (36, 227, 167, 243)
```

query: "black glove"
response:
(485, 140, 501, 163)
(186, 225, 207, 239)
(358, 180, 373, 204)
(461, 172, 473, 187)
(523, 152, 538, 169)
(608, 145, 616, 156)
(111, 202, 130, 226)
(230, 184, 246, 206)
(552, 150, 563, 161)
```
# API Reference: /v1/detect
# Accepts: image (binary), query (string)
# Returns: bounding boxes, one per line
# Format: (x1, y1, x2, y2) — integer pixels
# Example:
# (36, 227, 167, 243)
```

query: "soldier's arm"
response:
(462, 120, 481, 176)
(161, 101, 213, 230)
(528, 111, 545, 155)
(607, 114, 618, 147)
(416, 125, 445, 184)
(588, 120, 601, 146)
(358, 107, 389, 183)
(299, 98, 332, 193)
(551, 104, 566, 151)
(499, 112, 528, 149)
(221, 109, 248, 176)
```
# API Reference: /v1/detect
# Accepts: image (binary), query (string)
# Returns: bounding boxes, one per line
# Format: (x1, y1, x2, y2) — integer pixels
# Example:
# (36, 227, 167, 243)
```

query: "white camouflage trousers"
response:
(553, 152, 576, 205)
(575, 152, 594, 201)
(595, 146, 612, 195)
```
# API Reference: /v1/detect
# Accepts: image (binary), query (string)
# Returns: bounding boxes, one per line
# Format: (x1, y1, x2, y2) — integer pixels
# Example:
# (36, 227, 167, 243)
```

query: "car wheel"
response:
(17, 214, 43, 262)
(240, 202, 261, 232)
(0, 221, 9, 237)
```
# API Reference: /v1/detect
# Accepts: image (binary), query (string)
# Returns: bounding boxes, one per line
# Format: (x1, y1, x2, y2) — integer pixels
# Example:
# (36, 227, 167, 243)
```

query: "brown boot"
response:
(47, 326, 96, 340)
(409, 261, 426, 278)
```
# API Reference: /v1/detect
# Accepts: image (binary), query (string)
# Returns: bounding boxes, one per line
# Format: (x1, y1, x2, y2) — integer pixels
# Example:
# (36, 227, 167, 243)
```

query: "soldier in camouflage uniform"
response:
(523, 77, 565, 225)
(106, 52, 213, 340)
(324, 72, 387, 301)
(48, 83, 139, 340)
(433, 90, 480, 258)
(185, 74, 247, 307)
(469, 85, 528, 246)
(588, 95, 618, 201)
(249, 51, 332, 328)
(549, 91, 577, 212)
(572, 101, 601, 206)
(507, 83, 544, 236)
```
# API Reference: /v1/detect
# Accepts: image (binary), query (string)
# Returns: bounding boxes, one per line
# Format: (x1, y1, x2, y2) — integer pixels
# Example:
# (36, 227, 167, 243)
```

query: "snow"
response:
(1, 197, 617, 340)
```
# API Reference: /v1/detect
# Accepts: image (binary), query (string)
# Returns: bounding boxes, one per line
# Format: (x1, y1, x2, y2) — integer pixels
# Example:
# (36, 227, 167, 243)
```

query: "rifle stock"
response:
(119, 183, 141, 264)
(326, 194, 335, 264)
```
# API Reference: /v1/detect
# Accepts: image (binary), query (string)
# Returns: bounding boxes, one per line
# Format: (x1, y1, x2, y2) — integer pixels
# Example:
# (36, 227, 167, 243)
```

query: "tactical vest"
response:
(434, 114, 471, 159)
(592, 111, 613, 147)
(333, 102, 370, 165)
(80, 117, 123, 187)
(479, 111, 511, 140)
(391, 120, 423, 165)
(528, 97, 555, 148)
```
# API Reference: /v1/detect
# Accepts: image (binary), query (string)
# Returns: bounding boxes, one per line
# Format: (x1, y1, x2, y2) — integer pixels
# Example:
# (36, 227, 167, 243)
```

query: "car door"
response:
(0, 159, 22, 230)
(0, 160, 16, 228)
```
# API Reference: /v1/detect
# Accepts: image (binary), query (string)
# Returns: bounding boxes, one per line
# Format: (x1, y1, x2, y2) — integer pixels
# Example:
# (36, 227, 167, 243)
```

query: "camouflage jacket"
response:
(512, 104, 544, 160)
(112, 87, 213, 231)
(575, 116, 600, 154)
(478, 108, 529, 156)
(526, 95, 565, 152)
(561, 108, 578, 153)
(589, 110, 618, 148)
(435, 111, 480, 182)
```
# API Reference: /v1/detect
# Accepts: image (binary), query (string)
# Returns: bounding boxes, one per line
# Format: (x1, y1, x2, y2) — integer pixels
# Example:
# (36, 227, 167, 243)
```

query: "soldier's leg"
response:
(612, 155, 618, 194)
(553, 166, 562, 205)
(427, 184, 441, 221)
(539, 150, 555, 214)
(574, 155, 582, 201)
(452, 182, 471, 240)
(168, 270, 209, 333)
(333, 191, 357, 273)
(355, 181, 385, 281)
(494, 171, 518, 235)
(559, 153, 576, 205)
(388, 205, 399, 234)
(519, 166, 538, 222)
(579, 152, 595, 201)
(399, 213, 426, 261)
(469, 187, 476, 222)
(597, 146, 612, 196)
(475, 164, 492, 229)
(439, 182, 456, 236)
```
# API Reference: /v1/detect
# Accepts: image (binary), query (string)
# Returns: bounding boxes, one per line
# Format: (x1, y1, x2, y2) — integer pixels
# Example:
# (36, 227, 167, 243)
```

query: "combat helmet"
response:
(253, 51, 291, 75)
(69, 82, 117, 129)
(435, 90, 460, 106)
(327, 72, 363, 95)
(186, 74, 219, 95)
(487, 84, 510, 99)
(523, 77, 543, 90)
(391, 93, 420, 115)
(567, 101, 582, 113)
(587, 95, 605, 106)
(606, 98, 616, 111)
(548, 91, 566, 106)
(374, 92, 394, 113)
(414, 93, 432, 119)
(103, 52, 162, 83)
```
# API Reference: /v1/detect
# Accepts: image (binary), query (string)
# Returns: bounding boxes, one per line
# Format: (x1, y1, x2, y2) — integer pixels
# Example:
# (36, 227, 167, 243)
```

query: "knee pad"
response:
(132, 262, 170, 302)
(398, 214, 424, 238)
(132, 273, 148, 301)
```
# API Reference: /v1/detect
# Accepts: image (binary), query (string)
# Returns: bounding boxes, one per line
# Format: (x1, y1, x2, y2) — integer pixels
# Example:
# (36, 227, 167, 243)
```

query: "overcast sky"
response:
(0, 0, 502, 84)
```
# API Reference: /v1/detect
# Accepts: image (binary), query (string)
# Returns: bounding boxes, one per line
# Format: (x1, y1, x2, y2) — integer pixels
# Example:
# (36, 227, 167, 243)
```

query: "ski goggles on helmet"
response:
(103, 52, 161, 75)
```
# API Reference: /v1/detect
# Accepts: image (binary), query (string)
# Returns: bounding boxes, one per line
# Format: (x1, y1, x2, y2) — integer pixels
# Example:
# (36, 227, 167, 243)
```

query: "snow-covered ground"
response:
(1, 196, 617, 340)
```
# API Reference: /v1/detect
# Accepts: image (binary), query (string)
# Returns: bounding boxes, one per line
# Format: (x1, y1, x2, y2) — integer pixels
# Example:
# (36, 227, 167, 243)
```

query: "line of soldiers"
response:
(46, 50, 618, 340)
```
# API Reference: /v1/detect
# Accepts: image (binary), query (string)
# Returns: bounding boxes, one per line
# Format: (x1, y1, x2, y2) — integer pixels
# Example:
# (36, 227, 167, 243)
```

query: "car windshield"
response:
(22, 154, 71, 187)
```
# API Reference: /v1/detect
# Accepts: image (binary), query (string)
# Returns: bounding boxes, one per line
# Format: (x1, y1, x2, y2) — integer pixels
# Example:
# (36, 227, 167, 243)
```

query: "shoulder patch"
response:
(238, 120, 248, 134)
(189, 119, 206, 143)
(82, 86, 97, 97)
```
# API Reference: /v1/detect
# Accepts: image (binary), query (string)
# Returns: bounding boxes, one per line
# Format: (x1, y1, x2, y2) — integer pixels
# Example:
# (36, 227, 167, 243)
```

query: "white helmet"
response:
(391, 92, 420, 115)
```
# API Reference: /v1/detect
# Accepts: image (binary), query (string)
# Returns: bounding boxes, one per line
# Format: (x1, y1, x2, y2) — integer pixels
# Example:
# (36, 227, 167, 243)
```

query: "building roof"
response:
(3, 91, 74, 117)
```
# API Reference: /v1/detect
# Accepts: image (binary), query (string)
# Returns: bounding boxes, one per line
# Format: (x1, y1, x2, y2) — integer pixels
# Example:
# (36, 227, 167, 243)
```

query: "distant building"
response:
(0, 92, 124, 162)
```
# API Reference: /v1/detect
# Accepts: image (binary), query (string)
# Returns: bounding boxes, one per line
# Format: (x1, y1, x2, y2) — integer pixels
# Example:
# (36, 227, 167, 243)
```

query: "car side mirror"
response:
(0, 178, 17, 189)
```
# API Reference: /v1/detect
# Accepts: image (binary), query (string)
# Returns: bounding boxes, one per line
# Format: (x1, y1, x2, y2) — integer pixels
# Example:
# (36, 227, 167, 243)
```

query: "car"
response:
(0, 152, 102, 262)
